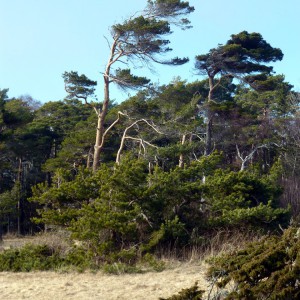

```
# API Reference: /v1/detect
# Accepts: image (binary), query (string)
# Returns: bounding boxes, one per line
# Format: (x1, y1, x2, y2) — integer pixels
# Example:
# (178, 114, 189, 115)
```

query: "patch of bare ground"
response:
(0, 262, 209, 300)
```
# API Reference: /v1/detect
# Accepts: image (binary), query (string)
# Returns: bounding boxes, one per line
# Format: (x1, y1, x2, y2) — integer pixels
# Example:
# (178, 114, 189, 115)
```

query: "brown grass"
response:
(156, 228, 263, 262)
(0, 229, 263, 299)
(0, 263, 209, 300)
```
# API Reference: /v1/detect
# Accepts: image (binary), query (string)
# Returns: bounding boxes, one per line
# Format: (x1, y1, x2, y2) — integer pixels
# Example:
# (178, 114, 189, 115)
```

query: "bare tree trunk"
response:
(92, 38, 119, 171)
(116, 123, 128, 165)
(179, 134, 186, 168)
(204, 76, 215, 156)
(92, 75, 110, 171)
(236, 144, 268, 171)
(17, 157, 22, 235)
(86, 146, 93, 168)
(92, 113, 104, 171)
(204, 116, 213, 156)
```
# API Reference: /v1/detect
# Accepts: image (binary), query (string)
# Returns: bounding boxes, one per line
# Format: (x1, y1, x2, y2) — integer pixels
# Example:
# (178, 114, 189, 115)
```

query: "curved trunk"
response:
(92, 39, 118, 172)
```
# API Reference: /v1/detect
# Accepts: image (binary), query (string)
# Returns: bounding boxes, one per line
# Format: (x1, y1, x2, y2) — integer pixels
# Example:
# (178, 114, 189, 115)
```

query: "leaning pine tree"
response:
(63, 0, 195, 171)
(195, 31, 283, 156)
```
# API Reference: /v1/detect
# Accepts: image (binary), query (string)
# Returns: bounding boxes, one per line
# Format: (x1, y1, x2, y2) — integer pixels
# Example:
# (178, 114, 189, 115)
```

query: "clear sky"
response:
(1, 0, 300, 104)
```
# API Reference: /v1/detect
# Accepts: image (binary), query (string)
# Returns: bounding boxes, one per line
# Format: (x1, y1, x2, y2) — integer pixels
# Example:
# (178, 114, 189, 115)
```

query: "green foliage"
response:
(159, 282, 204, 300)
(62, 71, 97, 102)
(142, 217, 187, 252)
(196, 31, 283, 78)
(2, 1, 299, 266)
(68, 160, 148, 264)
(64, 246, 94, 271)
(30, 167, 97, 227)
(207, 227, 300, 299)
(112, 13, 188, 65)
(114, 68, 150, 90)
(0, 244, 64, 272)
(228, 31, 283, 63)
(30, 152, 289, 266)
(110, 0, 193, 71)
(2, 98, 34, 128)
(0, 182, 20, 218)
(0, 243, 94, 272)
(142, 253, 166, 272)
(147, 0, 195, 21)
(202, 162, 289, 228)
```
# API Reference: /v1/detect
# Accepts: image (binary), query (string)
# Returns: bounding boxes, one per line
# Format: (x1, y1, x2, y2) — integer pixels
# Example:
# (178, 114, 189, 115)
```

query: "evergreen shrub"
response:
(159, 282, 204, 300)
(0, 243, 93, 272)
(0, 244, 64, 271)
(207, 227, 300, 299)
(30, 155, 290, 266)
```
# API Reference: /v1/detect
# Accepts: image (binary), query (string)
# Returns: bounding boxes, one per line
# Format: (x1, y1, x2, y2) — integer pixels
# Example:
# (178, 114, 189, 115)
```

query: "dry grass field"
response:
(0, 236, 209, 300)
(0, 263, 208, 300)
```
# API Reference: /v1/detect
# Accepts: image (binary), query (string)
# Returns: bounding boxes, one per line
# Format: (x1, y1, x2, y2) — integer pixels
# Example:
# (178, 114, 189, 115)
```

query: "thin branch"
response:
(99, 111, 128, 148)
(236, 144, 268, 171)
(103, 35, 111, 50)
(116, 119, 163, 164)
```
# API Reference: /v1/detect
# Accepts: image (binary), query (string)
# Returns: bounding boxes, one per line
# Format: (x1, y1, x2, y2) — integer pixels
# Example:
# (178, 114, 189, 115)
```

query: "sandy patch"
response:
(0, 263, 209, 300)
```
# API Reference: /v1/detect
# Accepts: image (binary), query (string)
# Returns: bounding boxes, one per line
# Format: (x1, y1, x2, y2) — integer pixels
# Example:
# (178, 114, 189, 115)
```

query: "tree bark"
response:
(92, 112, 105, 171)
(92, 38, 118, 171)
(179, 134, 186, 168)
(17, 157, 22, 235)
(92, 72, 111, 171)
(204, 76, 215, 156)
(86, 146, 93, 169)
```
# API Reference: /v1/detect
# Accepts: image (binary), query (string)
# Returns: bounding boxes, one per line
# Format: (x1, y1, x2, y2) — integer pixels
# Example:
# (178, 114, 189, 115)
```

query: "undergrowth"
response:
(0, 227, 263, 274)
(159, 282, 204, 300)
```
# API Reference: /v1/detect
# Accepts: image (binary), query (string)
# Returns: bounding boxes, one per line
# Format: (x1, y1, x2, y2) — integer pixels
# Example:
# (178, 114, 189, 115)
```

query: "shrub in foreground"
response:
(207, 227, 300, 299)
(159, 282, 204, 300)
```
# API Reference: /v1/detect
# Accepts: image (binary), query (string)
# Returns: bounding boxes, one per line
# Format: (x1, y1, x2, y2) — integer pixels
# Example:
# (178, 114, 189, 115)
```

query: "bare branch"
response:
(116, 118, 163, 164)
(236, 144, 268, 171)
(99, 111, 128, 148)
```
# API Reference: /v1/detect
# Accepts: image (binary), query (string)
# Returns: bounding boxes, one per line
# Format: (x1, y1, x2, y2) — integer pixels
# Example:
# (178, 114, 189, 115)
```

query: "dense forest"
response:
(1, 1, 300, 298)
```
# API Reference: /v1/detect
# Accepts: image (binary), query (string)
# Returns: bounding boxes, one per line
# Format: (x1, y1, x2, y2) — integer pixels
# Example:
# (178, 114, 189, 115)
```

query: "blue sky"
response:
(1, 0, 299, 104)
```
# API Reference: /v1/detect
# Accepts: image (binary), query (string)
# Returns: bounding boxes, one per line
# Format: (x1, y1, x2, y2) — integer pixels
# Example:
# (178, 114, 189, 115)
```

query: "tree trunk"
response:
(17, 157, 22, 235)
(92, 113, 104, 171)
(204, 116, 213, 156)
(116, 126, 127, 165)
(92, 38, 118, 171)
(204, 76, 215, 156)
(92, 76, 110, 172)
(179, 134, 186, 168)
(86, 146, 93, 168)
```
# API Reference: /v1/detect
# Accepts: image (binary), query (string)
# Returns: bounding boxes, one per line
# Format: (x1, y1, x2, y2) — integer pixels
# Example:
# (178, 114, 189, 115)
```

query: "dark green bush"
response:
(207, 227, 300, 299)
(65, 246, 94, 270)
(0, 244, 65, 272)
(141, 253, 165, 272)
(0, 243, 94, 272)
(159, 282, 204, 300)
(30, 156, 289, 265)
